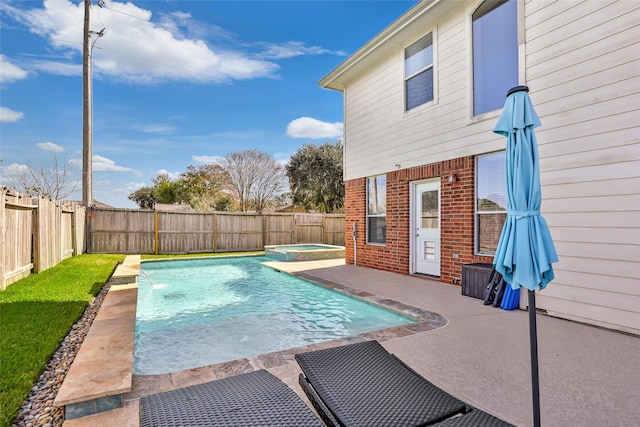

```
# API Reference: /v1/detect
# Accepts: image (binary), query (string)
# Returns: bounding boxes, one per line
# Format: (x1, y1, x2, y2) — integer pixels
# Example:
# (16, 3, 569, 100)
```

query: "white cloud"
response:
(257, 41, 346, 60)
(0, 55, 29, 84)
(0, 55, 26, 123)
(272, 152, 290, 166)
(286, 117, 343, 139)
(0, 163, 29, 183)
(171, 11, 192, 21)
(0, 107, 24, 123)
(68, 158, 82, 169)
(36, 142, 65, 153)
(127, 181, 147, 191)
(192, 155, 224, 165)
(30, 60, 80, 77)
(156, 169, 181, 180)
(129, 123, 175, 134)
(93, 155, 138, 174)
(3, 0, 280, 84)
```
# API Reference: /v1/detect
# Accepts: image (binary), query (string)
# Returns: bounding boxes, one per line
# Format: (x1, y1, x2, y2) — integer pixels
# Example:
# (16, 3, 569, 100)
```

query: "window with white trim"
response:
(472, 0, 518, 116)
(476, 152, 506, 254)
(367, 175, 386, 244)
(405, 34, 433, 111)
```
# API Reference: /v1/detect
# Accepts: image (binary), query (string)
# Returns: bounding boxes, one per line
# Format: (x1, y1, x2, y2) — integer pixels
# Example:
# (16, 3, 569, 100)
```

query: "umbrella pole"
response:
(528, 289, 541, 427)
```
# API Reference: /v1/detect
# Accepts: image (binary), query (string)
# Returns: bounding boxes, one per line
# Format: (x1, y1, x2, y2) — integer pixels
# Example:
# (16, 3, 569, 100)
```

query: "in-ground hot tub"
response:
(264, 244, 345, 261)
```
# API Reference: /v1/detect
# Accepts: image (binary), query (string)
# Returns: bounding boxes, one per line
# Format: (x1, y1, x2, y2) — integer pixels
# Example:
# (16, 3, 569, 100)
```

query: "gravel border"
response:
(11, 281, 113, 427)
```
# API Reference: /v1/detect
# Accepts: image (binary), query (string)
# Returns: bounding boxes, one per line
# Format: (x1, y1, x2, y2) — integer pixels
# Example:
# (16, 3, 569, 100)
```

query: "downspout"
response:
(352, 222, 357, 266)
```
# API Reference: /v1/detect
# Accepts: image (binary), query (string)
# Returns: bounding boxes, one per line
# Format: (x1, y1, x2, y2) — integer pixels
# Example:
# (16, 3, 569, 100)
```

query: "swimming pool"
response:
(134, 256, 414, 375)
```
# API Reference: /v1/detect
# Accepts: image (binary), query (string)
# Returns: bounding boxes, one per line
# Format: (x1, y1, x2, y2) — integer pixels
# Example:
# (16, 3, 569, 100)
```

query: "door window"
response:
(421, 189, 439, 229)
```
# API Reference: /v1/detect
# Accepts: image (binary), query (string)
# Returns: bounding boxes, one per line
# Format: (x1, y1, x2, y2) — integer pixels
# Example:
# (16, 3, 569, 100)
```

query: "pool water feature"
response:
(134, 256, 414, 375)
(264, 243, 345, 261)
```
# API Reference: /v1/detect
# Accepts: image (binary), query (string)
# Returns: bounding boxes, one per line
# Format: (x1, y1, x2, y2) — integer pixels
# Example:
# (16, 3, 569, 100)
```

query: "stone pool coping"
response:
(54, 254, 141, 420)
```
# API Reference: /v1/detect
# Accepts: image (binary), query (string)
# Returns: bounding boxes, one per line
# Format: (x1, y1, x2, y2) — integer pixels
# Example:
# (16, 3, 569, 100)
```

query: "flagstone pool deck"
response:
(60, 258, 639, 427)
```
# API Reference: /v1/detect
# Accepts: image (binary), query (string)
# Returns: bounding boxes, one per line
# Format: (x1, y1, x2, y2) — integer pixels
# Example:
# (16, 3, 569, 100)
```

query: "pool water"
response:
(134, 256, 414, 375)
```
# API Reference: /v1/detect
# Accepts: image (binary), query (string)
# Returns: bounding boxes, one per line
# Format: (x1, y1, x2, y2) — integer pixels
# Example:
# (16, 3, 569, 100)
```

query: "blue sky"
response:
(1, 0, 416, 208)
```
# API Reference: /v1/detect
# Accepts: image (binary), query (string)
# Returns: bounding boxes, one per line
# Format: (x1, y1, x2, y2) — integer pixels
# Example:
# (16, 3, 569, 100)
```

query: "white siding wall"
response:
(343, 0, 640, 334)
(524, 0, 640, 334)
(345, 6, 502, 181)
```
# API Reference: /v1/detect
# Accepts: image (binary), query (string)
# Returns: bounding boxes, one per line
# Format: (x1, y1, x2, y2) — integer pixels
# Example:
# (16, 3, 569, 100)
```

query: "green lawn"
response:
(0, 254, 124, 427)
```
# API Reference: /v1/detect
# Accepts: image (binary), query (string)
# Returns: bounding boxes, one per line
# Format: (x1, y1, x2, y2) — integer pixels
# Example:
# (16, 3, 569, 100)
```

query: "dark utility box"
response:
(462, 263, 494, 299)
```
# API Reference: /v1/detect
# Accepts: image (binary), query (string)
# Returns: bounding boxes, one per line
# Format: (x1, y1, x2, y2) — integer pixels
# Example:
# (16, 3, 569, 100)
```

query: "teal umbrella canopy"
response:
(493, 88, 558, 291)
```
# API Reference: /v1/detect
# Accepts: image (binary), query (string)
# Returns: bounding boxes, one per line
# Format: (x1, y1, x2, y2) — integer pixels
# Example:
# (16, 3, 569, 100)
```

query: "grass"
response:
(0, 254, 124, 427)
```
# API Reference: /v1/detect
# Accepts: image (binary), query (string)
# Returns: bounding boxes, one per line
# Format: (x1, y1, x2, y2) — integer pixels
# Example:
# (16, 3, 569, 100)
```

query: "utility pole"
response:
(82, 0, 92, 207)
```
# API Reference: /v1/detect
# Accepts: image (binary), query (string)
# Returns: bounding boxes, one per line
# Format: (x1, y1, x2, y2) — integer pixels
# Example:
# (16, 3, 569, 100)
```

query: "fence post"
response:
(213, 213, 218, 253)
(154, 211, 159, 255)
(33, 198, 40, 272)
(291, 213, 296, 244)
(86, 207, 92, 254)
(71, 207, 77, 256)
(77, 205, 86, 254)
(0, 190, 5, 290)
(322, 215, 327, 244)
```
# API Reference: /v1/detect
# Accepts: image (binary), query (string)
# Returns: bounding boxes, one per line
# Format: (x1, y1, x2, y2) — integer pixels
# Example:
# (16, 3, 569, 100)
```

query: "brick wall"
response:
(344, 155, 494, 287)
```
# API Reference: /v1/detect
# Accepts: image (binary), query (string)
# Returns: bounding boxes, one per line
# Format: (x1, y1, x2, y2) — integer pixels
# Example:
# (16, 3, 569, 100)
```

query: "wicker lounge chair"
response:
(140, 369, 323, 427)
(295, 340, 514, 427)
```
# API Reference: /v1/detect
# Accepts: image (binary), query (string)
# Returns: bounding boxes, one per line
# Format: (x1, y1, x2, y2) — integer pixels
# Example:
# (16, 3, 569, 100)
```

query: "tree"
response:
(8, 151, 79, 200)
(177, 164, 231, 211)
(212, 194, 235, 211)
(151, 173, 179, 204)
(272, 192, 293, 210)
(128, 167, 234, 211)
(286, 141, 344, 213)
(223, 149, 286, 212)
(127, 173, 176, 209)
(128, 186, 156, 209)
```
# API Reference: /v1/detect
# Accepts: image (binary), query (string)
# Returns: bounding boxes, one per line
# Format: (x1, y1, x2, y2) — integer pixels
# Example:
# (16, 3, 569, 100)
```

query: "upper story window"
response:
(472, 0, 518, 116)
(475, 152, 506, 254)
(367, 175, 386, 244)
(405, 34, 433, 111)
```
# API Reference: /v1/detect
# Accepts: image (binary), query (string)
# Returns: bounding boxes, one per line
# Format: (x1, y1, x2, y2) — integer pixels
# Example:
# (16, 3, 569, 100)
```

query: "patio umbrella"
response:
(492, 86, 558, 427)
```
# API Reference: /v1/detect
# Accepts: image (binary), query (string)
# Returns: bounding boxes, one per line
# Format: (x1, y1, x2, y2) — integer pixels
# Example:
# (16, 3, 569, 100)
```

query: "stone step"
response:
(111, 255, 141, 285)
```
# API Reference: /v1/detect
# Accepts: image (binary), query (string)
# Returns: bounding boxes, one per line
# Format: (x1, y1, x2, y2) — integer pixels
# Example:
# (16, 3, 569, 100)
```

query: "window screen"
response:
(472, 0, 518, 115)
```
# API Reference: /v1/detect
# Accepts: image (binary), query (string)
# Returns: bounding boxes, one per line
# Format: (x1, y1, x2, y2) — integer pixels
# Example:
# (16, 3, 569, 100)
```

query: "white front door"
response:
(413, 181, 440, 276)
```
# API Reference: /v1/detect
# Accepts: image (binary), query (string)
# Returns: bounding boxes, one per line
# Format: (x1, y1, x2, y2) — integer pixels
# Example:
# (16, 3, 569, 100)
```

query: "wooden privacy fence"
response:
(1, 189, 86, 290)
(87, 208, 345, 254)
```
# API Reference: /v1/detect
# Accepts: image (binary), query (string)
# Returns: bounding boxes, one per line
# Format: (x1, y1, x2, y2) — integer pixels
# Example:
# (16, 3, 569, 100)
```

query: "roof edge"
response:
(318, 0, 442, 91)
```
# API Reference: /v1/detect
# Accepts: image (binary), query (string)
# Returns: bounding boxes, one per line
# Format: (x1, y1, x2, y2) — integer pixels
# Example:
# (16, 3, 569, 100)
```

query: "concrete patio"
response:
(64, 259, 639, 426)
